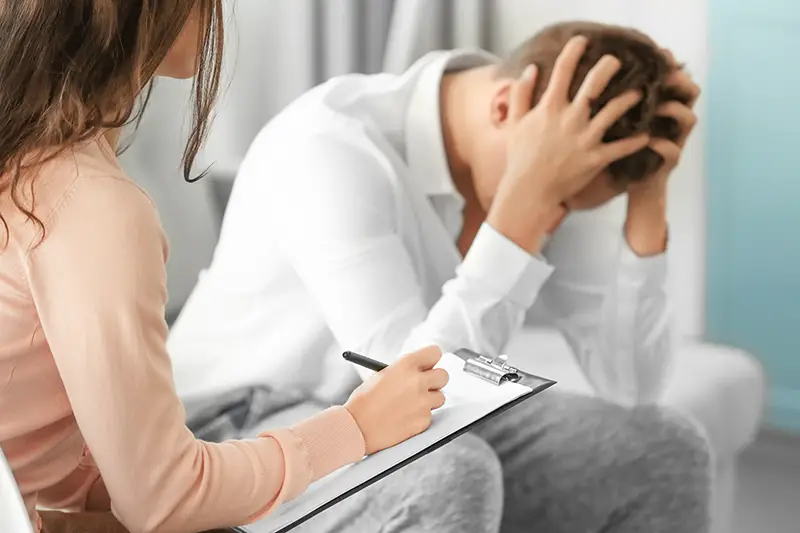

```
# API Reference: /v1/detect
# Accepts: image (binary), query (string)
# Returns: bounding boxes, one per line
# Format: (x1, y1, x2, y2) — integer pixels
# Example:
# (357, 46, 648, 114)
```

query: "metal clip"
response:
(462, 352, 522, 386)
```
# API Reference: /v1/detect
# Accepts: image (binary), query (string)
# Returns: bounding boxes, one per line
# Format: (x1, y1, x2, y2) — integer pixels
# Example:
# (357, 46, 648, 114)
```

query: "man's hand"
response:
(488, 36, 649, 254)
(625, 50, 701, 257)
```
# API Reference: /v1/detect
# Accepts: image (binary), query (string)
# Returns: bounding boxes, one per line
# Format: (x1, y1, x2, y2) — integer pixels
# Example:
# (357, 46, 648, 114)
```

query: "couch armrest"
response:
(659, 342, 766, 459)
(506, 329, 766, 461)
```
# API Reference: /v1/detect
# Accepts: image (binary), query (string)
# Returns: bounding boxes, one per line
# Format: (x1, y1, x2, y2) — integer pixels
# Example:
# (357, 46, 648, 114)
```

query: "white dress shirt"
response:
(168, 50, 673, 407)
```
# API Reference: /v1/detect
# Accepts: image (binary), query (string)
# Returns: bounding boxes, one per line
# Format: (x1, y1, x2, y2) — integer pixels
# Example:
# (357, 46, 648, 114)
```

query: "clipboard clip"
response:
(456, 349, 522, 386)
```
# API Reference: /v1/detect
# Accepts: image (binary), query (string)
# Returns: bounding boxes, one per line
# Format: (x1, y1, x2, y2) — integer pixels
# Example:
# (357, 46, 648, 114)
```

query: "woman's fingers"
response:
(429, 390, 446, 410)
(425, 367, 450, 391)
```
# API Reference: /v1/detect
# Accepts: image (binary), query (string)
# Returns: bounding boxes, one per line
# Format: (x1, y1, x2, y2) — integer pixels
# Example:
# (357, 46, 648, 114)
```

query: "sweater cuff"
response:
(257, 406, 365, 508)
(290, 406, 366, 482)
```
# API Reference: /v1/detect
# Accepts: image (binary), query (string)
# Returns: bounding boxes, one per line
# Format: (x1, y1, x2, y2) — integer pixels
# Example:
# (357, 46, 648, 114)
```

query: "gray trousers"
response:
(188, 388, 711, 533)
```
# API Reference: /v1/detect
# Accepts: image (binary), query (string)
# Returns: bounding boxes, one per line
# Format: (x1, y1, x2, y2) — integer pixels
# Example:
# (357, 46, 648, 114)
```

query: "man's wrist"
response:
(486, 192, 557, 255)
(462, 223, 555, 309)
(625, 192, 668, 256)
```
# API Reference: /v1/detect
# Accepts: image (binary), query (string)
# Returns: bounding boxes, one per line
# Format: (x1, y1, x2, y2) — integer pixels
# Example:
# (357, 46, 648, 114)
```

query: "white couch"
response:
(507, 328, 765, 533)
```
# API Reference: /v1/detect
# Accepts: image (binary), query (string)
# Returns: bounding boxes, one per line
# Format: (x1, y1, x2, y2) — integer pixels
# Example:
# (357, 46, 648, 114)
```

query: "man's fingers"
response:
(425, 368, 450, 391)
(595, 133, 650, 168)
(574, 54, 622, 104)
(508, 64, 538, 122)
(648, 138, 682, 166)
(658, 99, 697, 128)
(403, 345, 443, 370)
(541, 35, 588, 105)
(657, 101, 697, 146)
(664, 68, 701, 106)
(588, 90, 643, 141)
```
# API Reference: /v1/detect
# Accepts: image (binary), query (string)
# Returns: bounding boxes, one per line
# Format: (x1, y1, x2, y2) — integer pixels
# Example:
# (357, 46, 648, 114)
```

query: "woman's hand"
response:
(344, 346, 448, 455)
(487, 35, 650, 253)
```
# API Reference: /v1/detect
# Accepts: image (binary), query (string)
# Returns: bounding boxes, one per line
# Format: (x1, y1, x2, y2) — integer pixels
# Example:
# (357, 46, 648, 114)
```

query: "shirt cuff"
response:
(618, 229, 668, 286)
(459, 223, 554, 308)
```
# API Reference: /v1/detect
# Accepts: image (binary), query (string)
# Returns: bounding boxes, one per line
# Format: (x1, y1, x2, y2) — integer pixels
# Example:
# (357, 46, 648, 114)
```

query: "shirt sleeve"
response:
(530, 213, 673, 406)
(263, 135, 554, 378)
(25, 176, 365, 533)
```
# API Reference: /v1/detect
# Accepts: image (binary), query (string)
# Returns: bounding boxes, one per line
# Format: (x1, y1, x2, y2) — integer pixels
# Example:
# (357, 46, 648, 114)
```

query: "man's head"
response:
(464, 21, 690, 211)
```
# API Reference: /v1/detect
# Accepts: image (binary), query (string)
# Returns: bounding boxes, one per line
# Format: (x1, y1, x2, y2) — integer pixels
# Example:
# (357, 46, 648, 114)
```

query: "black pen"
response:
(342, 351, 388, 372)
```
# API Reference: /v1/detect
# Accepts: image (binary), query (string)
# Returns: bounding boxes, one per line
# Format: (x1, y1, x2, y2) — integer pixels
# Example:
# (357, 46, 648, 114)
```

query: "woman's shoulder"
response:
(8, 139, 162, 252)
(50, 138, 156, 212)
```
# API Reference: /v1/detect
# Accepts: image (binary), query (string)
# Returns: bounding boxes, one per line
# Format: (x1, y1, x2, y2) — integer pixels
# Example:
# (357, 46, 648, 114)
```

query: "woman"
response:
(0, 3, 507, 533)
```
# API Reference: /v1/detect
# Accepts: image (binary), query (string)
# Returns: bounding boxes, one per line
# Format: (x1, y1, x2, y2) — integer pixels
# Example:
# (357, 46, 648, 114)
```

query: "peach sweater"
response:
(0, 138, 366, 533)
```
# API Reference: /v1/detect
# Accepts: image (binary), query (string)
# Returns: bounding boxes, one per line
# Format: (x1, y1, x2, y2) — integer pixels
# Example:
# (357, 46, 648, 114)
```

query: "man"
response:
(169, 22, 710, 532)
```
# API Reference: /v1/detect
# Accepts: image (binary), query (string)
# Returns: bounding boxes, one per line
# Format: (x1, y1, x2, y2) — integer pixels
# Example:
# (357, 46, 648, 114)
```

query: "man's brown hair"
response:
(0, 1, 225, 244)
(497, 21, 690, 184)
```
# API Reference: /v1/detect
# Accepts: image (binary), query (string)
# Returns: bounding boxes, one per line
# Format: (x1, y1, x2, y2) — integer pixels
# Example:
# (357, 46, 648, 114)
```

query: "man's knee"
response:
(376, 433, 504, 532)
(527, 393, 711, 493)
(624, 405, 712, 488)
(426, 433, 504, 494)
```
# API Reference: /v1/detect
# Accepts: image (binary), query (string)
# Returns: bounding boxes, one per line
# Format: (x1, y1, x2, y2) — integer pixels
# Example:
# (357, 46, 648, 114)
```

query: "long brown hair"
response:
(0, 1, 225, 245)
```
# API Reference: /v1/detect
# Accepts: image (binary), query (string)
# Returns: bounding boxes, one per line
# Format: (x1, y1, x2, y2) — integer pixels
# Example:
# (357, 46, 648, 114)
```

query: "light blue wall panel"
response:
(707, 0, 800, 432)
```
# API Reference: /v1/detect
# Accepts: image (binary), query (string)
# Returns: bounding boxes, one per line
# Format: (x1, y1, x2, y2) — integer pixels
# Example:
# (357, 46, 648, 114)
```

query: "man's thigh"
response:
(245, 431, 503, 533)
(473, 389, 710, 533)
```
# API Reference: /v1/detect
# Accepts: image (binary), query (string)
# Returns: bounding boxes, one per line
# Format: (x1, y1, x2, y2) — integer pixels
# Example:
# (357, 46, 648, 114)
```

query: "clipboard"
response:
(242, 350, 556, 533)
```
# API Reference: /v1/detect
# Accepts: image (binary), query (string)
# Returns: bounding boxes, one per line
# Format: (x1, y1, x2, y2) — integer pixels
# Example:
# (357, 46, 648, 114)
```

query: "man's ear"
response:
(490, 81, 513, 128)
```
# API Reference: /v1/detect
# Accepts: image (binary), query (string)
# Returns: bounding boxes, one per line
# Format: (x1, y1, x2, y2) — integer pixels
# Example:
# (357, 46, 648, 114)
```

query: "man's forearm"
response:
(625, 189, 668, 257)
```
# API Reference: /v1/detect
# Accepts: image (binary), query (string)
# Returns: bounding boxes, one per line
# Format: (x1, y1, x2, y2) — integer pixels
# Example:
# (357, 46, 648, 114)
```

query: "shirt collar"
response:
(404, 49, 499, 199)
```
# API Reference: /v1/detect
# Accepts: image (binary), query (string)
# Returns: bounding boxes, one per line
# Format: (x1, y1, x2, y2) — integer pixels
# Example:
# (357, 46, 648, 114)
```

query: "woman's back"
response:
(0, 138, 371, 532)
(0, 138, 158, 525)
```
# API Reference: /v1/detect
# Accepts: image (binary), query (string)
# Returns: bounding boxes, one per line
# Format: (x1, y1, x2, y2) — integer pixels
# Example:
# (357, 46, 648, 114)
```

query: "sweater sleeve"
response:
(25, 176, 365, 533)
